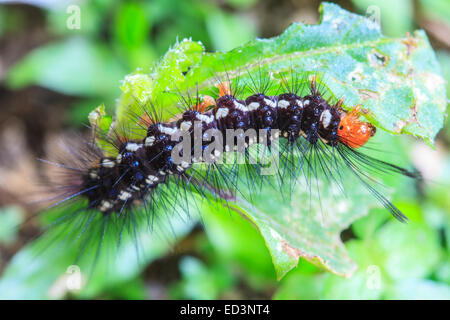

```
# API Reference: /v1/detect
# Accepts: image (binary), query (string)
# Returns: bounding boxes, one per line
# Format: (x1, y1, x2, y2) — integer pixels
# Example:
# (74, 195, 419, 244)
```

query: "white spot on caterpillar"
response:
(181, 161, 190, 168)
(264, 98, 276, 108)
(320, 110, 332, 128)
(145, 175, 158, 184)
(116, 154, 122, 163)
(177, 165, 185, 172)
(180, 121, 192, 131)
(159, 170, 166, 175)
(299, 130, 307, 138)
(304, 99, 310, 106)
(118, 190, 132, 201)
(89, 171, 98, 179)
(247, 102, 260, 111)
(126, 143, 142, 152)
(131, 185, 140, 191)
(233, 101, 248, 112)
(101, 159, 115, 168)
(278, 100, 290, 109)
(99, 201, 113, 212)
(215, 108, 229, 119)
(296, 99, 304, 108)
(145, 136, 155, 146)
(196, 114, 214, 124)
(158, 125, 178, 136)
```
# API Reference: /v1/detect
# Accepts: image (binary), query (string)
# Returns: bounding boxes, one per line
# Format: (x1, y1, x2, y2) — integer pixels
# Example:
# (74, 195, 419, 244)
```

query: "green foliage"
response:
(170, 256, 235, 299)
(0, 206, 23, 245)
(4, 0, 257, 126)
(0, 201, 199, 299)
(418, 0, 450, 25)
(0, 1, 448, 300)
(351, 0, 413, 36)
(273, 204, 450, 300)
(6, 37, 126, 97)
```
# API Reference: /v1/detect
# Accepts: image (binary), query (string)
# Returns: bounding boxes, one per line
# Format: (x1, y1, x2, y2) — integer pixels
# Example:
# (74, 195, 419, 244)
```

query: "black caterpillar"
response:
(68, 77, 418, 222)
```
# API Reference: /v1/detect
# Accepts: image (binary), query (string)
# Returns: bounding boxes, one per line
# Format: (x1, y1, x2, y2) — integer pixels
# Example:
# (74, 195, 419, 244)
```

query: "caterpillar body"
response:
(47, 74, 418, 230)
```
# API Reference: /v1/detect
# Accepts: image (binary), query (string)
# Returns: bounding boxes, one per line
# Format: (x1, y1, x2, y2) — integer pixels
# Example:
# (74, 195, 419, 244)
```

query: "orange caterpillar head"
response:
(337, 105, 376, 148)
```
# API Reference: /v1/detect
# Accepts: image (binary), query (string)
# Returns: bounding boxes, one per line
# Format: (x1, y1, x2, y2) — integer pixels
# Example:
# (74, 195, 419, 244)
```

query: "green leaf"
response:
(201, 201, 277, 282)
(115, 2, 446, 145)
(436, 260, 450, 285)
(419, 0, 450, 25)
(374, 220, 443, 281)
(170, 256, 234, 299)
(113, 1, 151, 50)
(319, 240, 384, 299)
(116, 38, 204, 130)
(205, 9, 257, 52)
(384, 279, 450, 300)
(0, 206, 24, 245)
(232, 166, 383, 279)
(273, 266, 324, 300)
(88, 104, 116, 156)
(5, 37, 126, 97)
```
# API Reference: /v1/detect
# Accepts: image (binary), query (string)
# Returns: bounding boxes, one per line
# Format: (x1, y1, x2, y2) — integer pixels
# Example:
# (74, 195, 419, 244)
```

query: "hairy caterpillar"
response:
(39, 68, 420, 259)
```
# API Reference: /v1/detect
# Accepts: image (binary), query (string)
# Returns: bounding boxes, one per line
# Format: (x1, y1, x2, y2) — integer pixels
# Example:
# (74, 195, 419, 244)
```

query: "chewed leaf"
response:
(114, 2, 446, 145)
(88, 104, 116, 156)
(232, 171, 382, 279)
(99, 2, 446, 279)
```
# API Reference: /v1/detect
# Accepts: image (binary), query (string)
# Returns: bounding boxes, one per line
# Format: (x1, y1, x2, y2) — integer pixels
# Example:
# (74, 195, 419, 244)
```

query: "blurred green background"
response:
(0, 0, 449, 299)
